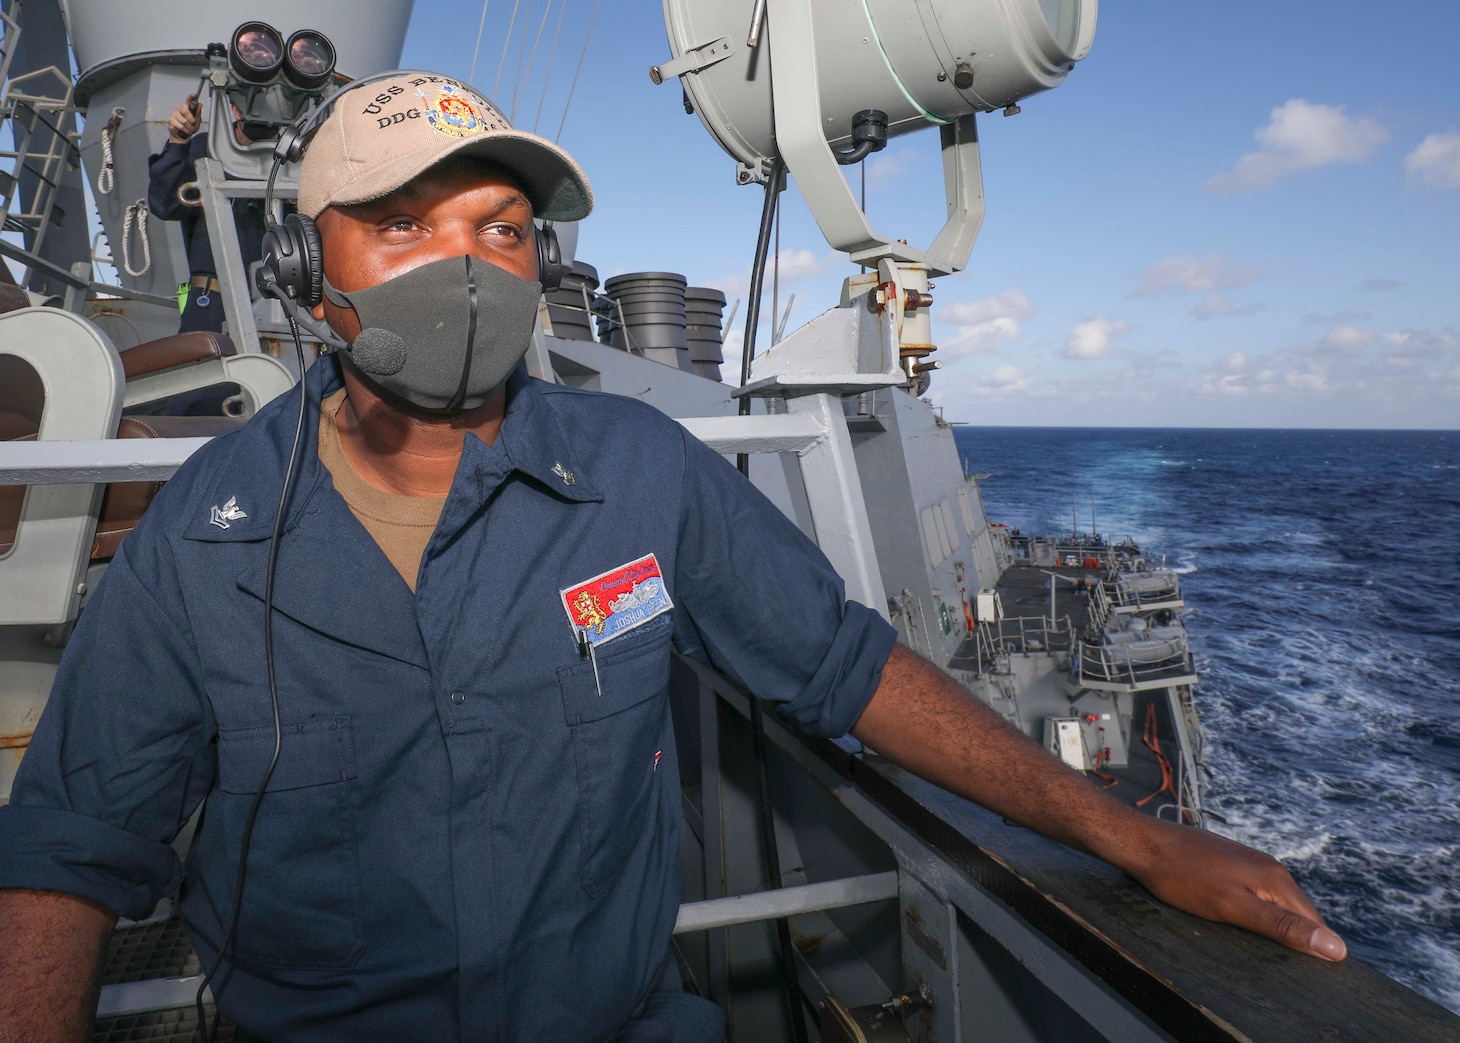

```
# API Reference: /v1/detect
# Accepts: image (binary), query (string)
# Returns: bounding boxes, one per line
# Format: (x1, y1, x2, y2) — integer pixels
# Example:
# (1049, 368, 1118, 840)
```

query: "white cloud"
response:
(1206, 99, 1388, 193)
(1322, 325, 1377, 350)
(772, 248, 827, 281)
(1403, 132, 1460, 190)
(987, 363, 1033, 389)
(1384, 327, 1460, 358)
(1136, 254, 1261, 296)
(712, 249, 835, 297)
(1285, 370, 1332, 393)
(1305, 309, 1370, 325)
(939, 288, 1033, 357)
(1197, 373, 1250, 396)
(1223, 352, 1248, 371)
(1064, 318, 1130, 359)
(1193, 292, 1262, 320)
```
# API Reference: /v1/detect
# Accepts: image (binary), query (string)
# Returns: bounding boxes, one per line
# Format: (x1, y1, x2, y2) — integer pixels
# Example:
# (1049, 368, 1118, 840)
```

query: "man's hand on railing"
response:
(852, 643, 1347, 963)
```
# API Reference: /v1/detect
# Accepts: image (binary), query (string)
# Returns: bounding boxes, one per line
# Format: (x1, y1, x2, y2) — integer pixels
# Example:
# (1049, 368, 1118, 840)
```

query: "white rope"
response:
(556, 0, 602, 143)
(97, 108, 124, 196)
(120, 199, 151, 277)
(467, 0, 491, 86)
(97, 126, 116, 195)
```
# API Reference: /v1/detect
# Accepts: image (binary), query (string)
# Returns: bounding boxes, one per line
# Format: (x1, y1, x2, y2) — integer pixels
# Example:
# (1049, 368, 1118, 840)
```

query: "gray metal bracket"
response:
(0, 308, 123, 626)
(651, 36, 735, 84)
(765, 0, 985, 276)
(193, 157, 263, 354)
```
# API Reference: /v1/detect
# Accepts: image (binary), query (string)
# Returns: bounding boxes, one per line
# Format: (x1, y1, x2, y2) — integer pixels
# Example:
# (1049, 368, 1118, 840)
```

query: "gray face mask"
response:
(323, 254, 542, 413)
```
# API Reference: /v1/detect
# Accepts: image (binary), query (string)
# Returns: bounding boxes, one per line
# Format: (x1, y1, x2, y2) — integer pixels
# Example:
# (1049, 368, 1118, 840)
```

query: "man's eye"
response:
(487, 223, 527, 241)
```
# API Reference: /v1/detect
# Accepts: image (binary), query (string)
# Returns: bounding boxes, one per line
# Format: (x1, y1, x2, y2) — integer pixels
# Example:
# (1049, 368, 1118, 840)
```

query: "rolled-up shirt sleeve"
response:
(0, 538, 215, 920)
(670, 426, 897, 738)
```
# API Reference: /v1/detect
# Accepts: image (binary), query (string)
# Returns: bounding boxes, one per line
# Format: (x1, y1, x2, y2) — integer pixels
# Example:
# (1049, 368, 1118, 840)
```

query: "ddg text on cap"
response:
(298, 73, 592, 222)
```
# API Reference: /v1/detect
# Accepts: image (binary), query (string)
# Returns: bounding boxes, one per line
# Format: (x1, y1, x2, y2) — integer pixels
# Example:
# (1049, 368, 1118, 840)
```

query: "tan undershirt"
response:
(317, 388, 447, 593)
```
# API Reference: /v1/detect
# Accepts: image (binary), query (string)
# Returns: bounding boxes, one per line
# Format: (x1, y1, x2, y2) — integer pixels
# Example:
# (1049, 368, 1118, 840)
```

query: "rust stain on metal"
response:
(792, 930, 829, 959)
(1, 731, 34, 750)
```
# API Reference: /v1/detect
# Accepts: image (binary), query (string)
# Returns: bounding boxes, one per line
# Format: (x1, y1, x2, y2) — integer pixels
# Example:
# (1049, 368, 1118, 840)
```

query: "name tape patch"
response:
(561, 553, 673, 647)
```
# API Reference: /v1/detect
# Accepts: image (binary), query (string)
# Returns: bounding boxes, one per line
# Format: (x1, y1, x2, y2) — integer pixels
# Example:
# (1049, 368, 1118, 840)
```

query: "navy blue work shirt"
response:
(0, 355, 897, 1040)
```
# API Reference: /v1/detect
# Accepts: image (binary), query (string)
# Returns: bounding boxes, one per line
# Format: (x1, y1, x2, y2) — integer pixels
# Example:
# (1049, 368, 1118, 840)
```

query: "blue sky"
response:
(408, 2, 1459, 428)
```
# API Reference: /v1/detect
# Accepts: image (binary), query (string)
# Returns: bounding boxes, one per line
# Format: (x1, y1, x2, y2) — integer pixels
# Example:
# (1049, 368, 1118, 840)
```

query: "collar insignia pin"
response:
(551, 461, 576, 487)
(209, 496, 248, 530)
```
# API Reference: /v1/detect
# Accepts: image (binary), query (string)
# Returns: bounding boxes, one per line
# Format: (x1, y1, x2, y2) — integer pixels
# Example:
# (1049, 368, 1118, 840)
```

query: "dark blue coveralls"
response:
(147, 132, 267, 336)
(0, 356, 897, 1040)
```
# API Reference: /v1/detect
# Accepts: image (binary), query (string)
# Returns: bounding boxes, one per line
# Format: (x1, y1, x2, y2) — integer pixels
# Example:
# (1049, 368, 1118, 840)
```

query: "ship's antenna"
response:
(555, 0, 602, 142)
(468, 0, 491, 86)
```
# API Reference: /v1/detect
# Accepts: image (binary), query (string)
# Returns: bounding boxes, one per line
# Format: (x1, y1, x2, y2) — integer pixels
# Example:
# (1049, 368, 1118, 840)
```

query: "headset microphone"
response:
(349, 328, 407, 376)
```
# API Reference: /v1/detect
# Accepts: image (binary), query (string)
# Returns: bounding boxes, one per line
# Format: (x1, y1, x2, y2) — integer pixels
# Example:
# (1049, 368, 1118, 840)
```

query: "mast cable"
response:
(509, 1, 535, 116)
(512, 0, 556, 123)
(493, 0, 523, 100)
(555, 0, 602, 142)
(734, 156, 809, 1043)
(467, 0, 492, 86)
(532, 0, 571, 133)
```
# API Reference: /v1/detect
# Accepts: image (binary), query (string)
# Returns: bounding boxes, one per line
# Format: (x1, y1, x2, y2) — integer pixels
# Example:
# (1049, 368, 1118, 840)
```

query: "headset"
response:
(255, 68, 565, 319)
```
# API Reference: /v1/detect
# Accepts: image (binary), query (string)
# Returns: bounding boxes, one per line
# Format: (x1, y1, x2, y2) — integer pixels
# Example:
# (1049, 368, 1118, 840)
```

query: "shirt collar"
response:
(184, 357, 599, 543)
(485, 368, 602, 505)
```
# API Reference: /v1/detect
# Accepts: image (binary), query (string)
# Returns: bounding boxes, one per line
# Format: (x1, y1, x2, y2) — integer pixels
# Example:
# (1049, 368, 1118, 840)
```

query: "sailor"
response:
(0, 73, 1346, 1041)
(145, 92, 269, 415)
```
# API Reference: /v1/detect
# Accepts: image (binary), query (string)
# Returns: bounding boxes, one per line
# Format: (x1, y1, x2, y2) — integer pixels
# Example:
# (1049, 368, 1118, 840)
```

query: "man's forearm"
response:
(0, 889, 115, 1043)
(851, 643, 1346, 961)
(851, 643, 1160, 872)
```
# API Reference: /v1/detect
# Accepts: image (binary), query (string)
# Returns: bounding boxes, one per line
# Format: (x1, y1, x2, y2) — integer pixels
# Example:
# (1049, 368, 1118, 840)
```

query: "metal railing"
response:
(1103, 570, 1184, 614)
(0, 64, 78, 272)
(1077, 633, 1196, 692)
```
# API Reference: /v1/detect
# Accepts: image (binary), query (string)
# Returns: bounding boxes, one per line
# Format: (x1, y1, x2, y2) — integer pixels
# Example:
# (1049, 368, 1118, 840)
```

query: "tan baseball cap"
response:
(297, 72, 592, 222)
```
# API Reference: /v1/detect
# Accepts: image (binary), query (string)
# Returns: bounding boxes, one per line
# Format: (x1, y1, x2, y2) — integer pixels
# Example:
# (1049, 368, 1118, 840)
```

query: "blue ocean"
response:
(952, 426, 1460, 1015)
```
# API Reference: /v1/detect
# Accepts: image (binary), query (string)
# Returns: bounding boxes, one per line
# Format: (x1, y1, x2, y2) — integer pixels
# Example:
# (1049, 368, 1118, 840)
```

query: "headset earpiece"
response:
(259, 212, 324, 307)
(536, 222, 564, 292)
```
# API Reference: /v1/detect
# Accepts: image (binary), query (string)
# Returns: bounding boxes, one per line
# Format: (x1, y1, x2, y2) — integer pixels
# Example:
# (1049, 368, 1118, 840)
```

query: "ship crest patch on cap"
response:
(424, 84, 487, 139)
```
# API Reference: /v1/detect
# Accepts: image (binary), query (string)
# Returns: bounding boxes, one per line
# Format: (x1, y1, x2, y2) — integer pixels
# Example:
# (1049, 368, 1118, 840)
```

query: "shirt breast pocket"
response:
(557, 620, 673, 897)
(212, 715, 363, 970)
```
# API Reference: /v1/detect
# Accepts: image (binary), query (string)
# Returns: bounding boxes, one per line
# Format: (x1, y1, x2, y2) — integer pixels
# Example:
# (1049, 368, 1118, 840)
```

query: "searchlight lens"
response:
(1036, 0, 1083, 57)
(284, 30, 336, 91)
(230, 22, 283, 84)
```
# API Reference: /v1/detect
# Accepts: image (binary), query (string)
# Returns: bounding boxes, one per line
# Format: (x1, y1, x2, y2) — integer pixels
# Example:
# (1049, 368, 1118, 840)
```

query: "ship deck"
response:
(949, 561, 1195, 822)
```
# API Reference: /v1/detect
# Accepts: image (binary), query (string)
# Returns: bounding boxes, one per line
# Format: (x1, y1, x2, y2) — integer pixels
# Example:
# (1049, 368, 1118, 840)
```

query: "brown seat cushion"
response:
(91, 415, 245, 559)
(0, 410, 36, 555)
(0, 284, 30, 315)
(119, 331, 237, 379)
(0, 411, 243, 560)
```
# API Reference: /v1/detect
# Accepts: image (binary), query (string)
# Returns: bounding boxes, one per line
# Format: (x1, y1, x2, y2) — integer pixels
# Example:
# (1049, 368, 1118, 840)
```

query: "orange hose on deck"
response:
(1135, 701, 1177, 809)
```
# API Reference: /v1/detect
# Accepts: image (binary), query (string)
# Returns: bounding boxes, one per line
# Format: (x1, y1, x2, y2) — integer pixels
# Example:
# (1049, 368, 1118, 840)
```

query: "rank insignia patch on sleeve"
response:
(561, 553, 673, 647)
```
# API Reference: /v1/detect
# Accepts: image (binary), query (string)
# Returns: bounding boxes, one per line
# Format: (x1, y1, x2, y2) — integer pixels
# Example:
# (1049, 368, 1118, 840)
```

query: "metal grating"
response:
(92, 1007, 234, 1043)
(94, 918, 235, 1042)
(100, 918, 198, 985)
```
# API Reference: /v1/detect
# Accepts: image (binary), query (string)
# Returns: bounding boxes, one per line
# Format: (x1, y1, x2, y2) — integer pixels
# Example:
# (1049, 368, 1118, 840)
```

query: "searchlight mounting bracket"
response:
(763, 0, 984, 278)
